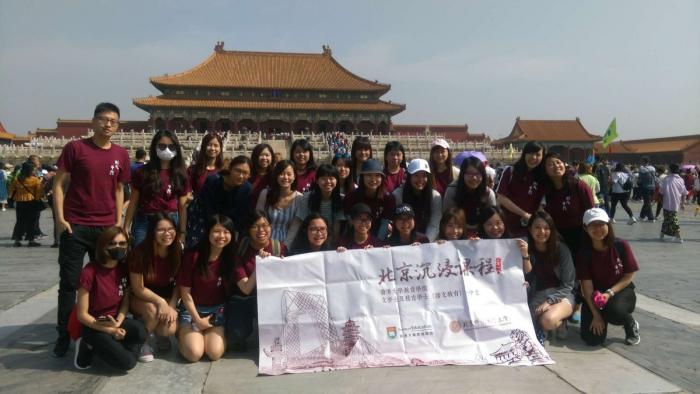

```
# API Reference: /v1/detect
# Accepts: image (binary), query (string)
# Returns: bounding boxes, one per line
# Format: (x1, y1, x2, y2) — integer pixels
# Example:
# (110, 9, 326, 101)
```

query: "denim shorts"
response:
(178, 304, 225, 331)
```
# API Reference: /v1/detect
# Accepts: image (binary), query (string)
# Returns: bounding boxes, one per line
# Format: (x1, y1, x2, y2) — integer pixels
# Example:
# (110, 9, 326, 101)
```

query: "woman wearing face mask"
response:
(177, 215, 234, 362)
(127, 213, 181, 362)
(293, 164, 345, 244)
(187, 156, 252, 247)
(289, 214, 332, 255)
(383, 141, 407, 193)
(250, 143, 277, 208)
(342, 159, 396, 240)
(392, 159, 442, 241)
(73, 226, 147, 371)
(225, 211, 286, 351)
(496, 141, 547, 237)
(443, 157, 497, 238)
(187, 133, 223, 196)
(124, 130, 190, 246)
(290, 139, 317, 193)
(256, 160, 304, 244)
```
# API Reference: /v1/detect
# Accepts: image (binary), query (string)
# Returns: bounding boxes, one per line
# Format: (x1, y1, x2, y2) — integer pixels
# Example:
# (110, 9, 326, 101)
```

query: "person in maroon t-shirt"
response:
(128, 213, 182, 361)
(383, 141, 407, 194)
(187, 133, 223, 196)
(342, 159, 395, 239)
(577, 208, 640, 346)
(250, 143, 277, 207)
(53, 103, 131, 357)
(443, 157, 497, 238)
(124, 130, 190, 246)
(337, 203, 385, 250)
(226, 211, 286, 351)
(177, 215, 234, 362)
(496, 141, 546, 238)
(525, 211, 576, 342)
(387, 204, 429, 246)
(74, 226, 146, 371)
(290, 139, 317, 193)
(350, 136, 373, 186)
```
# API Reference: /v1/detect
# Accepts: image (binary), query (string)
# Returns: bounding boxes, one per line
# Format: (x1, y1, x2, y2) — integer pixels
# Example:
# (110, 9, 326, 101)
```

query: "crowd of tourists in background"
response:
(1, 102, 698, 373)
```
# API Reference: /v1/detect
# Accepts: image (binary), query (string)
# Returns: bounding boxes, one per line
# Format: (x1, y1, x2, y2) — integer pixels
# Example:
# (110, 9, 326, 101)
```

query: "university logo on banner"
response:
(256, 240, 553, 375)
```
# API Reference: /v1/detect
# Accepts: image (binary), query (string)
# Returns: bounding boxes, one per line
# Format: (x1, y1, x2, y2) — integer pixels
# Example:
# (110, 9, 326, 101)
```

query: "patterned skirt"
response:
(661, 209, 680, 237)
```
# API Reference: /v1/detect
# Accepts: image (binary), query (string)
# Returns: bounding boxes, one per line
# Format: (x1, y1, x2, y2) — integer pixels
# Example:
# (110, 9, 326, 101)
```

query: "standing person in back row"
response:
(52, 103, 131, 357)
(637, 157, 658, 222)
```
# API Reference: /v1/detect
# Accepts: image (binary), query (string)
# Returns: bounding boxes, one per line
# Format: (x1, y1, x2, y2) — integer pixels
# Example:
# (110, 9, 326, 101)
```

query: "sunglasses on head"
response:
(157, 143, 177, 151)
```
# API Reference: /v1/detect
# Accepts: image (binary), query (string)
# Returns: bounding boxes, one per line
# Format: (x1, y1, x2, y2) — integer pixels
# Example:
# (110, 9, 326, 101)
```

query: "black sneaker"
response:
(73, 338, 92, 369)
(53, 335, 70, 357)
(624, 320, 640, 345)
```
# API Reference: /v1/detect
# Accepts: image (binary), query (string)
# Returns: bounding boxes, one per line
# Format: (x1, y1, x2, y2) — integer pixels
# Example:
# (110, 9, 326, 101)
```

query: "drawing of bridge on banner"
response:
(262, 290, 405, 374)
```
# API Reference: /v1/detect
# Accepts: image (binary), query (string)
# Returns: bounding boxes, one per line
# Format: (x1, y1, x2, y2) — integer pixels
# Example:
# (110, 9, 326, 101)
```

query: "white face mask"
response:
(157, 148, 176, 161)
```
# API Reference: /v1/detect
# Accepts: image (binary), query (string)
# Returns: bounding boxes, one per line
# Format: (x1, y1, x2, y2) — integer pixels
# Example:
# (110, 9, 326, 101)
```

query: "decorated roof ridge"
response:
(0, 121, 16, 139)
(149, 43, 390, 92)
(496, 117, 602, 142)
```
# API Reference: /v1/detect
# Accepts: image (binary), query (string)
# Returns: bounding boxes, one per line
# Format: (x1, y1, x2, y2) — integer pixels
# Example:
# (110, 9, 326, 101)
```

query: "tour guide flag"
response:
(602, 118, 618, 148)
(256, 240, 553, 375)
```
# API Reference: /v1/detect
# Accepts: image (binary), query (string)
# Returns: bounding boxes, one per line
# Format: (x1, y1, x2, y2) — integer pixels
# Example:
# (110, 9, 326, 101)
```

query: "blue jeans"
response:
(131, 211, 178, 246)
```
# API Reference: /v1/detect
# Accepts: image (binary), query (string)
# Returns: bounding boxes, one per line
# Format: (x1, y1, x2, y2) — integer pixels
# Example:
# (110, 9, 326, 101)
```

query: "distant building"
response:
(133, 42, 405, 134)
(595, 134, 700, 164)
(392, 124, 489, 142)
(493, 117, 601, 162)
(0, 122, 16, 145)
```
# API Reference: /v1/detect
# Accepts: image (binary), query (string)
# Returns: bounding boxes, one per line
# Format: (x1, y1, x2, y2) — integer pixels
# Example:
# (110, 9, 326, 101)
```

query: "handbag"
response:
(19, 180, 48, 211)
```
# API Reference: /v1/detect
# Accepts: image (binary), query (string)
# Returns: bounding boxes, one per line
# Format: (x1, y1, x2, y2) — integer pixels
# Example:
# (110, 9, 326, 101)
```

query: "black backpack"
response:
(621, 175, 634, 191)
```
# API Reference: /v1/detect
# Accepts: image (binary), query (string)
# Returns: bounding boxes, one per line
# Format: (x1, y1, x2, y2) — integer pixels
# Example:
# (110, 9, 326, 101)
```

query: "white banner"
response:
(256, 239, 553, 375)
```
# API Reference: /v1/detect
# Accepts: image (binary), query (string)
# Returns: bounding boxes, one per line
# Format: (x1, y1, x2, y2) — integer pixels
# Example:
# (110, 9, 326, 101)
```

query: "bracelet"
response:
(606, 288, 615, 297)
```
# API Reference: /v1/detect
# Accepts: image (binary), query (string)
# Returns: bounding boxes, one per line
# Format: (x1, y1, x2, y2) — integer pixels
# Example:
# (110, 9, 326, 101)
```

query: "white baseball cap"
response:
(407, 158, 430, 174)
(583, 208, 610, 225)
(431, 138, 450, 150)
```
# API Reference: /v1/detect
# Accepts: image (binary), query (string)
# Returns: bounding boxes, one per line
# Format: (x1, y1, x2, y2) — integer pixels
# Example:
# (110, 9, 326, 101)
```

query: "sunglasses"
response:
(157, 143, 177, 151)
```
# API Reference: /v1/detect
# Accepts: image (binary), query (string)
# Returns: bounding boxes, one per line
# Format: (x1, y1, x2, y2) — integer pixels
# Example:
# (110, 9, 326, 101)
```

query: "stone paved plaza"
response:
(0, 201, 698, 393)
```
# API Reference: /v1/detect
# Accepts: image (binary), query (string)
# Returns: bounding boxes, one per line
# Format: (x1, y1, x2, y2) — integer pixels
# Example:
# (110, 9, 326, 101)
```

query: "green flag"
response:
(602, 118, 618, 148)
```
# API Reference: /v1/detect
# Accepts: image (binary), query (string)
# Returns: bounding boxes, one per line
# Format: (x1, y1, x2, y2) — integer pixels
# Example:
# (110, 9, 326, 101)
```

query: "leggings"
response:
(610, 192, 633, 220)
(580, 285, 636, 346)
(82, 318, 147, 371)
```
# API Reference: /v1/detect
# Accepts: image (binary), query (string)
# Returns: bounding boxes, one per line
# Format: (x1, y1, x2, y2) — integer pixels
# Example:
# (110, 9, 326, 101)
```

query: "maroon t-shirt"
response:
(232, 241, 287, 296)
(342, 190, 396, 236)
(295, 169, 317, 193)
(383, 168, 406, 194)
(56, 138, 130, 226)
(132, 168, 190, 214)
(576, 239, 639, 290)
(543, 180, 594, 230)
(337, 234, 385, 250)
(78, 262, 128, 318)
(532, 250, 559, 290)
(496, 167, 545, 236)
(178, 250, 226, 306)
(188, 166, 218, 195)
(128, 251, 177, 298)
(434, 169, 453, 196)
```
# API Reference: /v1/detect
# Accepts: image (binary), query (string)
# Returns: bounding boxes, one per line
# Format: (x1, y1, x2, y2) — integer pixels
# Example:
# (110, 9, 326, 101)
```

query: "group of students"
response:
(52, 103, 643, 374)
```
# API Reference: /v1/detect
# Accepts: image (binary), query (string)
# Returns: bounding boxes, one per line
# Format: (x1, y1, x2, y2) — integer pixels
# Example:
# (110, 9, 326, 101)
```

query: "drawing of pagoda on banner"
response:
(261, 290, 405, 374)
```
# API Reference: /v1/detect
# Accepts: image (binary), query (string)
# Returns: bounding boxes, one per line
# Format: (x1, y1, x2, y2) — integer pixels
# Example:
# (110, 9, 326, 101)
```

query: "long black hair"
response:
(196, 214, 236, 278)
(383, 141, 407, 170)
(402, 170, 434, 232)
(191, 133, 223, 180)
(130, 212, 181, 282)
(289, 213, 332, 255)
(308, 164, 342, 213)
(290, 139, 316, 171)
(142, 129, 187, 196)
(543, 152, 579, 194)
(250, 143, 276, 180)
(454, 156, 490, 208)
(332, 154, 355, 194)
(265, 160, 297, 209)
(477, 206, 510, 239)
(526, 210, 562, 266)
(512, 141, 546, 180)
(350, 136, 373, 183)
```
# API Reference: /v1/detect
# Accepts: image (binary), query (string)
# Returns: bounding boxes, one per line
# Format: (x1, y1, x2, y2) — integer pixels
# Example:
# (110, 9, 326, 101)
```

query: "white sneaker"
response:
(672, 237, 684, 244)
(138, 342, 154, 362)
(627, 217, 638, 225)
(610, 218, 617, 224)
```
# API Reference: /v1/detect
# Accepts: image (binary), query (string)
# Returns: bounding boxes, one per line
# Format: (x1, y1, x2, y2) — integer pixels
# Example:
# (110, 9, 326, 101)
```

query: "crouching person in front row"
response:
(225, 210, 286, 351)
(177, 215, 231, 362)
(74, 226, 147, 371)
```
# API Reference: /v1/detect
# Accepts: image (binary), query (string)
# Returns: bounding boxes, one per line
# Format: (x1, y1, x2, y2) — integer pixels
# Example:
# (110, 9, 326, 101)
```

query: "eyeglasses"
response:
(156, 227, 176, 234)
(108, 241, 128, 247)
(308, 226, 328, 234)
(157, 143, 177, 151)
(95, 116, 119, 125)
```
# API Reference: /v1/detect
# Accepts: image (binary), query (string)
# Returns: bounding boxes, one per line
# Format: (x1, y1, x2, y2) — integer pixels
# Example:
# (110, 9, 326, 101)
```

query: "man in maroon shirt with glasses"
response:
(52, 102, 131, 357)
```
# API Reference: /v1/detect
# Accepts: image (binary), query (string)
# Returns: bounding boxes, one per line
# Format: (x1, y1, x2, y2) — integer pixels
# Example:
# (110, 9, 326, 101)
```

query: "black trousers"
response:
(12, 201, 40, 241)
(82, 318, 146, 371)
(225, 294, 257, 344)
(639, 188, 654, 220)
(610, 192, 633, 219)
(56, 224, 106, 338)
(580, 285, 636, 346)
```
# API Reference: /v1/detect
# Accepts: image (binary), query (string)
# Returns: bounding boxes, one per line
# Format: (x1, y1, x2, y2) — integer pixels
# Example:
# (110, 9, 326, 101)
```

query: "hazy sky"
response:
(1, 0, 698, 140)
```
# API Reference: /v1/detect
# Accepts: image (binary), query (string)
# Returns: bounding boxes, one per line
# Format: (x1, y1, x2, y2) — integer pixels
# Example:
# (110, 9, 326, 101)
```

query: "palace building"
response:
(133, 42, 405, 134)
